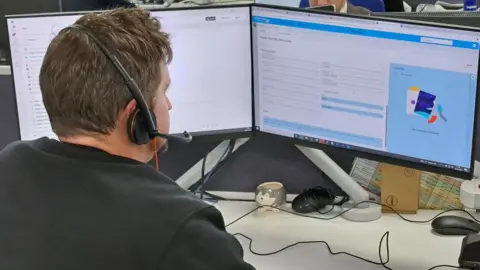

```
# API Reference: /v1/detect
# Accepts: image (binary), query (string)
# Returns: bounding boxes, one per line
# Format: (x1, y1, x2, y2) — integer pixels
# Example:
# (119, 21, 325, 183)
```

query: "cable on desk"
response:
(226, 200, 480, 227)
(371, 202, 480, 224)
(233, 231, 392, 269)
(225, 201, 478, 270)
(226, 205, 392, 269)
(278, 201, 480, 224)
(225, 206, 261, 228)
(427, 265, 463, 270)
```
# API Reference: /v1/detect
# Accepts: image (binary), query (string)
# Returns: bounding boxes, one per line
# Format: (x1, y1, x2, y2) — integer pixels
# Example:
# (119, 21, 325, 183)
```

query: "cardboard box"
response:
(380, 163, 421, 214)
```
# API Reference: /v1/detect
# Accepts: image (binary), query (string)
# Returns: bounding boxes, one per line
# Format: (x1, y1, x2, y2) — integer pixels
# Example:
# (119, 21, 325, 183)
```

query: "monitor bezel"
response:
(5, 4, 254, 143)
(251, 3, 480, 180)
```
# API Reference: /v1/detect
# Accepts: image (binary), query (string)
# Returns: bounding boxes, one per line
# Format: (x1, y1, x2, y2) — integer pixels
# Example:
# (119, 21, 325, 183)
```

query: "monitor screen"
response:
(7, 6, 253, 141)
(251, 5, 480, 178)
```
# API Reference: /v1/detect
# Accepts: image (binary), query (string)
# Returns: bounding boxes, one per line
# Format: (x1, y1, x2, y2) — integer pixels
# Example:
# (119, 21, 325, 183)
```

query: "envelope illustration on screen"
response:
(406, 86, 446, 124)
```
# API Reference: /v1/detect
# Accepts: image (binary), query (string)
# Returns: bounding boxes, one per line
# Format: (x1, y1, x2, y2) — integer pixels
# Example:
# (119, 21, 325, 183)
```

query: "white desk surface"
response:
(215, 201, 478, 270)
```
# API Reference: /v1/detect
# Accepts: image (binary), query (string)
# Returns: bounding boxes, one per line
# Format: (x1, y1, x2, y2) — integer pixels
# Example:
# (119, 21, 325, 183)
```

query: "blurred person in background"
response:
(308, 0, 371, 15)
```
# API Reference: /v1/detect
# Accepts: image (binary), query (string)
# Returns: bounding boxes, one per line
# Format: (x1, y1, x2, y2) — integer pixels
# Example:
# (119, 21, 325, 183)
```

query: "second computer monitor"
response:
(7, 5, 253, 141)
(251, 5, 480, 179)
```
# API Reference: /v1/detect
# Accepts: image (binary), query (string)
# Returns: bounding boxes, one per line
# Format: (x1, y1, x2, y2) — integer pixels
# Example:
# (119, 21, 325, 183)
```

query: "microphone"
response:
(155, 130, 192, 144)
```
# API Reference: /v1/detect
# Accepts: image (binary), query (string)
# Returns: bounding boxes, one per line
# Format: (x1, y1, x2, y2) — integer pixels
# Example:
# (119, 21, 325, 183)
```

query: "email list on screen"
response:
(252, 6, 480, 173)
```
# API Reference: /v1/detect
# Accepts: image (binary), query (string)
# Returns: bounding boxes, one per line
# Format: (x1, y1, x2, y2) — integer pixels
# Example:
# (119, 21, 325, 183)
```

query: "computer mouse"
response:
(291, 187, 330, 214)
(431, 215, 480, 236)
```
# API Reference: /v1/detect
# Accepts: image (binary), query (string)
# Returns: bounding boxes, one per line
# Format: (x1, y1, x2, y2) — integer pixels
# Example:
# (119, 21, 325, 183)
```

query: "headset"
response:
(64, 24, 192, 145)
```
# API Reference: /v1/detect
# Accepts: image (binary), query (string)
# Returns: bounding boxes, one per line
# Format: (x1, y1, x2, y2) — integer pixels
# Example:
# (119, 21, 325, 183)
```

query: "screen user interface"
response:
(7, 6, 252, 140)
(251, 6, 480, 173)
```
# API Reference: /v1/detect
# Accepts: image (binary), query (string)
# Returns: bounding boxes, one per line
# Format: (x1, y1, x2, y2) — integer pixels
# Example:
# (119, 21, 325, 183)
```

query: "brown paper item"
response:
(380, 163, 421, 214)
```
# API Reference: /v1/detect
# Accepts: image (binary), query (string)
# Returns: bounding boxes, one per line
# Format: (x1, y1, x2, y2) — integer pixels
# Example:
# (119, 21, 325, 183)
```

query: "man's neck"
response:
(59, 134, 151, 163)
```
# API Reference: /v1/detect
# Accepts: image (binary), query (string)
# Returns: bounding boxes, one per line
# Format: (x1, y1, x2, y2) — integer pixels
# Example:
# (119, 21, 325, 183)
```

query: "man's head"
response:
(309, 0, 347, 10)
(39, 8, 173, 162)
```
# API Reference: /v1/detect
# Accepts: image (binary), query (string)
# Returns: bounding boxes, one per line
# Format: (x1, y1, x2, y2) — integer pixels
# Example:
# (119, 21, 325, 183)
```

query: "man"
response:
(308, 0, 371, 15)
(0, 8, 255, 270)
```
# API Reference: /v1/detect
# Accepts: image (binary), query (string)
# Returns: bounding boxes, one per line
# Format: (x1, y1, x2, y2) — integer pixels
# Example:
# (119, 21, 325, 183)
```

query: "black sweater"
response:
(0, 138, 255, 270)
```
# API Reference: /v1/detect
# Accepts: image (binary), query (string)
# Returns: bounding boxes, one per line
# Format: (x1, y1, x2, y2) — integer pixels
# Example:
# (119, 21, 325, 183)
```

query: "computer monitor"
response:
(251, 4, 480, 179)
(373, 11, 480, 28)
(6, 5, 253, 141)
(0, 0, 61, 64)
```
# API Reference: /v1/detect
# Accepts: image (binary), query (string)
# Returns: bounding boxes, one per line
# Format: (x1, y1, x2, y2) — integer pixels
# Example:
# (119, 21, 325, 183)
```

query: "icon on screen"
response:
(407, 86, 447, 124)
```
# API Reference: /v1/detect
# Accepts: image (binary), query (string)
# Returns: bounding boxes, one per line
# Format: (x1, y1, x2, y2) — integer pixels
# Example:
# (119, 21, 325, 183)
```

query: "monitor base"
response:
(460, 178, 480, 210)
(341, 202, 383, 222)
(296, 145, 382, 222)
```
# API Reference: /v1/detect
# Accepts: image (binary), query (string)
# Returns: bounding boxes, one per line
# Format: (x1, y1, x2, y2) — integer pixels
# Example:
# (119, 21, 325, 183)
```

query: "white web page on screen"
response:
(154, 8, 252, 135)
(8, 7, 252, 141)
(8, 15, 80, 140)
(251, 6, 480, 171)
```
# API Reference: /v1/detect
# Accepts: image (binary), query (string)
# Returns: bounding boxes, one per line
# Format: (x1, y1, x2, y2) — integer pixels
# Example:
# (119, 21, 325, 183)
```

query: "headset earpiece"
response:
(127, 108, 157, 145)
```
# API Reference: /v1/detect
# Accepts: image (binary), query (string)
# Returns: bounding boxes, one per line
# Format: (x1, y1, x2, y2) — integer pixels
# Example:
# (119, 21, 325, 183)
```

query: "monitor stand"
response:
(176, 138, 250, 190)
(296, 145, 382, 222)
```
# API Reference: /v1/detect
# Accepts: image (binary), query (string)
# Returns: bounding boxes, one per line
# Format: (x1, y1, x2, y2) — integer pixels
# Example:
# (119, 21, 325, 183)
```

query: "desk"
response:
(215, 201, 478, 270)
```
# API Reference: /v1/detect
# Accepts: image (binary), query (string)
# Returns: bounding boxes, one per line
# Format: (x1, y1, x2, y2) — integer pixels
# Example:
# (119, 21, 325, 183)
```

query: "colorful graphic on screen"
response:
(406, 86, 447, 124)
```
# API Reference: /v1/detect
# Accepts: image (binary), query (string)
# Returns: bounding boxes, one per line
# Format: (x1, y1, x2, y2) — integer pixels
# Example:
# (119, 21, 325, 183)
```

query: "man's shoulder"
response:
(1, 139, 33, 150)
(0, 140, 35, 159)
(159, 204, 257, 270)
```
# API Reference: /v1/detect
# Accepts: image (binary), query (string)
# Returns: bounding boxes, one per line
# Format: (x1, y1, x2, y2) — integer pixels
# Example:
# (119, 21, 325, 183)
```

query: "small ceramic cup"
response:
(255, 182, 287, 212)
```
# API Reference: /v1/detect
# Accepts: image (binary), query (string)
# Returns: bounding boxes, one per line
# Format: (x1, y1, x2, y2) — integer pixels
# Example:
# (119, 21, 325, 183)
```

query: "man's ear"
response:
(121, 99, 138, 121)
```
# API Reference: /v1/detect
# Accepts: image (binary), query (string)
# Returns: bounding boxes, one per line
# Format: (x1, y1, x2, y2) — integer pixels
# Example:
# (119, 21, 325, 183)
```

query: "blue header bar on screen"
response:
(252, 16, 479, 50)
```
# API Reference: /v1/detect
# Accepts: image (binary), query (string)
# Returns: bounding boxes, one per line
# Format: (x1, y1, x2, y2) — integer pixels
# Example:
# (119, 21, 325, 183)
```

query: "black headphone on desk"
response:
(64, 24, 192, 145)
